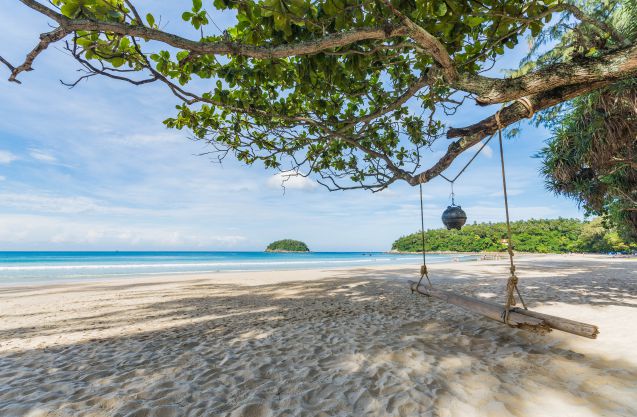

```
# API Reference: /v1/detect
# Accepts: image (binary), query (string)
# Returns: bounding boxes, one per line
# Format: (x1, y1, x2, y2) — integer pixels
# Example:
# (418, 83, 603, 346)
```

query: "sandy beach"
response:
(1, 254, 636, 416)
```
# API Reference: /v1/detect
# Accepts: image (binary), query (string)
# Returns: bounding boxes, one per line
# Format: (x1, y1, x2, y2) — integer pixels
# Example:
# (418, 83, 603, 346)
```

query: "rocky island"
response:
(265, 239, 310, 253)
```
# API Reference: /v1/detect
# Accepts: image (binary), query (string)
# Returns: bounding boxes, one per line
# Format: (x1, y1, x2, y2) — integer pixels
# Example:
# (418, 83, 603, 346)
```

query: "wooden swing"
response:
(410, 99, 599, 339)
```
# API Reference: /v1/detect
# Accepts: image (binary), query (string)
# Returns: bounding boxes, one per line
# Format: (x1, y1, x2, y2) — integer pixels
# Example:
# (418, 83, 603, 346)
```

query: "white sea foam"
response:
(0, 257, 428, 271)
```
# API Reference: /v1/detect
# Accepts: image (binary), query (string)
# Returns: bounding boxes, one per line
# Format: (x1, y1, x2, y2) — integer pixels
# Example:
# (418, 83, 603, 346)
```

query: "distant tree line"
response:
(392, 218, 636, 254)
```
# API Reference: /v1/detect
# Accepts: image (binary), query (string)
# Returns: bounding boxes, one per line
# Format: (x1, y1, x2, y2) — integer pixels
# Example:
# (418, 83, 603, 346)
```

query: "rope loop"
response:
(516, 97, 534, 118)
(494, 97, 534, 133)
(495, 110, 503, 131)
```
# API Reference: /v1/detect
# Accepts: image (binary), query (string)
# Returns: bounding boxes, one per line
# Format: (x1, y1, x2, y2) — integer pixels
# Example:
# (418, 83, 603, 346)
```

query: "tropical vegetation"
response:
(266, 239, 310, 252)
(529, 1, 637, 241)
(392, 218, 636, 253)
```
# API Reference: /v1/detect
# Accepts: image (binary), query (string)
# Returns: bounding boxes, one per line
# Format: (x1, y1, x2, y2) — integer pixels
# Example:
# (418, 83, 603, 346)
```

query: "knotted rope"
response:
(495, 98, 534, 324)
(414, 182, 433, 292)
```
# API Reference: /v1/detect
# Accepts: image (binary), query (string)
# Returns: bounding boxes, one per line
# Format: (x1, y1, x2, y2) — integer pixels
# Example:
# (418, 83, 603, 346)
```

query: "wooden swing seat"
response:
(409, 280, 599, 339)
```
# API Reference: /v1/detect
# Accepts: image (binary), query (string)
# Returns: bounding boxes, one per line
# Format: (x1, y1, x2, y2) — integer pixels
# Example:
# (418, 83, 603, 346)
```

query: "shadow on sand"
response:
(0, 258, 636, 416)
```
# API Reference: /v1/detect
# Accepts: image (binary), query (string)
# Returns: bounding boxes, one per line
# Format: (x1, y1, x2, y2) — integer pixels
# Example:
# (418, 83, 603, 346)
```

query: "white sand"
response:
(0, 254, 636, 416)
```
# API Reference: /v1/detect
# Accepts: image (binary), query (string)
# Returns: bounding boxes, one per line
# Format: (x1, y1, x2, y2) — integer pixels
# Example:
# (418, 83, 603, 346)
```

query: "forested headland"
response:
(392, 218, 636, 254)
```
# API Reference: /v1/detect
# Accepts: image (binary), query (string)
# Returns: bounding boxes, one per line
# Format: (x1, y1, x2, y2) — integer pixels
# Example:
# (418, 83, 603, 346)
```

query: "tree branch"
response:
(558, 3, 625, 45)
(457, 43, 637, 105)
(0, 56, 16, 74)
(407, 81, 612, 185)
(14, 0, 637, 104)
(17, 1, 410, 57)
(6, 26, 68, 83)
(380, 0, 456, 81)
(447, 82, 610, 139)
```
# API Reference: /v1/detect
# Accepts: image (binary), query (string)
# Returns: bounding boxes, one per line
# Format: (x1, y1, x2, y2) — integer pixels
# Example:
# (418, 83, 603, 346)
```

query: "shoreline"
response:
(0, 258, 429, 290)
(0, 252, 628, 289)
(388, 249, 636, 256)
(0, 252, 463, 288)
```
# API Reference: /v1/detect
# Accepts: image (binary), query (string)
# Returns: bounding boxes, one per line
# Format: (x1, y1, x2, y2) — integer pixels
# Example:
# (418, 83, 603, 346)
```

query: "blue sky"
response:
(0, 2, 584, 251)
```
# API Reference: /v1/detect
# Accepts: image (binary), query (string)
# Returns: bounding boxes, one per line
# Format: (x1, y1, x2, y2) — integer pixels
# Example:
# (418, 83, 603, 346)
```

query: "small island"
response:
(265, 239, 310, 253)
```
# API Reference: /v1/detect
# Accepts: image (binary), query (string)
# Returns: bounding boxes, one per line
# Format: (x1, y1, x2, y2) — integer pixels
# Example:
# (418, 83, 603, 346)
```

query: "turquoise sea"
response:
(0, 251, 474, 285)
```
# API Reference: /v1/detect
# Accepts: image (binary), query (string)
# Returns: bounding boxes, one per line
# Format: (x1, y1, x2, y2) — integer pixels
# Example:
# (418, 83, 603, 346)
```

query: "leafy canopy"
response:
(6, 0, 635, 191)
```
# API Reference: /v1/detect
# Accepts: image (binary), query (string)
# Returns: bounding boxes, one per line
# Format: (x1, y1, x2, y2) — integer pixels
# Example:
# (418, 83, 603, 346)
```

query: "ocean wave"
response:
(0, 257, 426, 271)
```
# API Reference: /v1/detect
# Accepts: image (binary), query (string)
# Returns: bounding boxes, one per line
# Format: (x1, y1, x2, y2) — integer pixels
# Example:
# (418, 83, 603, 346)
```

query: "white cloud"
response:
(481, 144, 494, 158)
(469, 141, 493, 158)
(0, 150, 18, 164)
(465, 204, 563, 222)
(267, 171, 317, 191)
(0, 192, 104, 214)
(0, 214, 246, 249)
(29, 148, 57, 163)
(114, 131, 185, 145)
(488, 189, 525, 197)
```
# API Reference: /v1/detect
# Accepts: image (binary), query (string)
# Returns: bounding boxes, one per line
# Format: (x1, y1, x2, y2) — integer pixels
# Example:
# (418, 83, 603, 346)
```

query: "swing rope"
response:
(439, 134, 495, 203)
(414, 115, 496, 292)
(415, 182, 432, 291)
(495, 98, 534, 325)
(414, 96, 535, 325)
(408, 97, 600, 338)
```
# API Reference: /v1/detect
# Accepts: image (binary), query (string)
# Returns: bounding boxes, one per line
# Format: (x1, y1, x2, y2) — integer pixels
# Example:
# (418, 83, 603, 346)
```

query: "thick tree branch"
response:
(408, 81, 611, 185)
(447, 82, 610, 139)
(457, 43, 637, 105)
(19, 0, 63, 20)
(65, 22, 408, 58)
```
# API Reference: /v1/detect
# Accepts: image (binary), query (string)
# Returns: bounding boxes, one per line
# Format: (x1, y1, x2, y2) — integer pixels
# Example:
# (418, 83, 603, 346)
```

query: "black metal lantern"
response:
(442, 204, 467, 230)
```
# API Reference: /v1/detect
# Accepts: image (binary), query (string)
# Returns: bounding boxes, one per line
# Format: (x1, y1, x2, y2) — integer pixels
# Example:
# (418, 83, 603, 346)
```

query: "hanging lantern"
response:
(442, 205, 467, 230)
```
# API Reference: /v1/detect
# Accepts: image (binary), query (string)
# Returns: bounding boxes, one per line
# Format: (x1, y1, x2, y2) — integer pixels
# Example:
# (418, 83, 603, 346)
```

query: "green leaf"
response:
(435, 2, 447, 16)
(111, 57, 126, 68)
(146, 13, 155, 27)
(60, 2, 80, 18)
(192, 0, 202, 12)
(466, 16, 484, 28)
(182, 11, 193, 21)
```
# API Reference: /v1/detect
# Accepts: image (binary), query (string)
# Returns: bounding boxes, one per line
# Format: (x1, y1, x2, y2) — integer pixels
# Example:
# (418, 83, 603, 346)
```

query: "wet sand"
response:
(1, 254, 636, 416)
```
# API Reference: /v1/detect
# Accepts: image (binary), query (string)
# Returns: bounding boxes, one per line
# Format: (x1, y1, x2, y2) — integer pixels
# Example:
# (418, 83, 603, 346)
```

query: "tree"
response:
(391, 217, 634, 253)
(3, 0, 637, 192)
(575, 217, 632, 252)
(539, 80, 637, 240)
(266, 239, 310, 252)
(528, 1, 637, 240)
